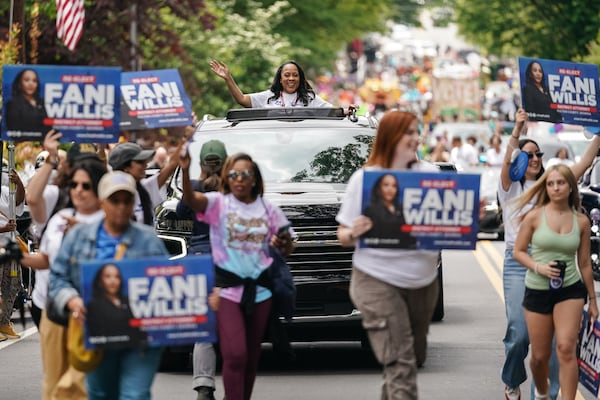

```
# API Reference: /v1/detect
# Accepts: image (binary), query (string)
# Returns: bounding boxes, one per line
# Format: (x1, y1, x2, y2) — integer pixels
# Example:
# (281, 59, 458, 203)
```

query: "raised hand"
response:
(209, 60, 231, 80)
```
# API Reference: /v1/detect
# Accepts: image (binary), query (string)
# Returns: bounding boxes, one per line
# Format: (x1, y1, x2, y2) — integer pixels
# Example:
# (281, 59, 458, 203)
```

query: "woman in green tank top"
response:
(513, 164, 598, 400)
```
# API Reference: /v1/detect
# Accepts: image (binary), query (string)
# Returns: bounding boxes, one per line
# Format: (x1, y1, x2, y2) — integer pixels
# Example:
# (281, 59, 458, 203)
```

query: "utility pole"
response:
(129, 1, 141, 71)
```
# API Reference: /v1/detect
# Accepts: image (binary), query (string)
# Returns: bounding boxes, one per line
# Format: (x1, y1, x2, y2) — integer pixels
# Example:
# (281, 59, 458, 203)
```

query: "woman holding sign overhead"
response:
(512, 164, 597, 400)
(336, 110, 441, 399)
(498, 109, 600, 400)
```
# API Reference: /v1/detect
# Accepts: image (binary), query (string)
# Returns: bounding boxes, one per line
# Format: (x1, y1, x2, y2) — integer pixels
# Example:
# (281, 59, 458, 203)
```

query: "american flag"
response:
(56, 0, 85, 51)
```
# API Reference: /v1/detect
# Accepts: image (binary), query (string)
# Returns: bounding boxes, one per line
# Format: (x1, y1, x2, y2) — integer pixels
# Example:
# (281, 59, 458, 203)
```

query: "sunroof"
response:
(226, 107, 346, 122)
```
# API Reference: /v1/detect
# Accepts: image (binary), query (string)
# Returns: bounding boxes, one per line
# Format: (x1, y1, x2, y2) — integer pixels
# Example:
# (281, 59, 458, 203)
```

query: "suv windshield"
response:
(187, 115, 376, 184)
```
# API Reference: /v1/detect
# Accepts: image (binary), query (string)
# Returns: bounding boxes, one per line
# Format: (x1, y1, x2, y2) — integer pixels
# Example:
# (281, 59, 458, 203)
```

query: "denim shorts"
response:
(522, 280, 587, 314)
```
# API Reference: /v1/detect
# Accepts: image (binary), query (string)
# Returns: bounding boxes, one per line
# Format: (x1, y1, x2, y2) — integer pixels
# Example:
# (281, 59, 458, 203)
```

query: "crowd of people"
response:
(0, 56, 597, 400)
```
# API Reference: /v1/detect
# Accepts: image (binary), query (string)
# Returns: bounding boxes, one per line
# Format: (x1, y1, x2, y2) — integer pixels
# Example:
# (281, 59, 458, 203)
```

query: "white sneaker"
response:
(505, 386, 521, 400)
(534, 386, 550, 399)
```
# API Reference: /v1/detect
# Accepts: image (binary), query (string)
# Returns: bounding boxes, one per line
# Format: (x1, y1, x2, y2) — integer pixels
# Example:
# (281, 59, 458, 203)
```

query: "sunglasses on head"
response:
(227, 169, 254, 181)
(69, 181, 92, 191)
(526, 151, 544, 159)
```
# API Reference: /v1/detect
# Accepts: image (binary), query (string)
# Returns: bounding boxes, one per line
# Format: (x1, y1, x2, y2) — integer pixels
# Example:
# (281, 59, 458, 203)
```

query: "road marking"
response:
(473, 241, 504, 302)
(475, 240, 586, 400)
(0, 326, 38, 350)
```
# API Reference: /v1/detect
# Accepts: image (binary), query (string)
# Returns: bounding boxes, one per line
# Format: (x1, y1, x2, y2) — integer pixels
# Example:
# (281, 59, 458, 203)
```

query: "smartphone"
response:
(277, 223, 292, 236)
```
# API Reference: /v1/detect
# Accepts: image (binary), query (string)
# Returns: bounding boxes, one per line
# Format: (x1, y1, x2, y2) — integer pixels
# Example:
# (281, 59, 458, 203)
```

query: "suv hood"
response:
(263, 182, 345, 206)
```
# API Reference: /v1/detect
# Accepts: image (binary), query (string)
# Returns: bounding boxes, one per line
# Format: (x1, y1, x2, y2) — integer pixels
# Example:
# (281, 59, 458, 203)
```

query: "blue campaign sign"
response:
(518, 57, 600, 127)
(579, 310, 600, 396)
(1, 64, 121, 143)
(80, 255, 216, 349)
(120, 69, 193, 130)
(360, 171, 480, 250)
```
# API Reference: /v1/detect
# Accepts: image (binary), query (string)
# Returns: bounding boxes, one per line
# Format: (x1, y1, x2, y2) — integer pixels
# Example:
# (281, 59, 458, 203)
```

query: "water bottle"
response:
(549, 260, 567, 290)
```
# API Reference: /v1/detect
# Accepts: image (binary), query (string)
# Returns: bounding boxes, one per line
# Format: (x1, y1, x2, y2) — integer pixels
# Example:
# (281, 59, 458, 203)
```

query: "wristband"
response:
(45, 156, 59, 169)
(534, 263, 539, 274)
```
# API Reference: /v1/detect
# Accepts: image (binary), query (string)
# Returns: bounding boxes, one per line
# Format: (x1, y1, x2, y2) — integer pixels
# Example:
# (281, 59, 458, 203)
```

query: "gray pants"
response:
(192, 342, 216, 390)
(350, 267, 439, 400)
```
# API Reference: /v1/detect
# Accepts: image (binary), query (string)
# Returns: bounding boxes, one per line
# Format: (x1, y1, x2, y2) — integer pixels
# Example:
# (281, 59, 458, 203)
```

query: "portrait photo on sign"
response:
(2, 67, 51, 140)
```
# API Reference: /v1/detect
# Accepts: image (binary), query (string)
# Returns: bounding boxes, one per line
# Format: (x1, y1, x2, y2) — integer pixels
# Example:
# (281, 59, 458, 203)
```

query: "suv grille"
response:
(281, 205, 355, 317)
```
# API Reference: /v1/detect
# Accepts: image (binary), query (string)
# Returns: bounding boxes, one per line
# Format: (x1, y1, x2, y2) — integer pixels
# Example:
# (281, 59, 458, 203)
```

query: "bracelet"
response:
(349, 232, 354, 241)
(511, 134, 519, 140)
(534, 263, 539, 274)
(45, 156, 59, 169)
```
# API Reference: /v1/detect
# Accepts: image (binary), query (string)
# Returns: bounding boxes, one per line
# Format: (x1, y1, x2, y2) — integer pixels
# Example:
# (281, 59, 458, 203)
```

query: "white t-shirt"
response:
(486, 147, 506, 167)
(32, 208, 104, 309)
(336, 164, 439, 289)
(30, 184, 60, 238)
(249, 90, 332, 108)
(498, 179, 535, 247)
(450, 143, 479, 169)
(546, 157, 575, 168)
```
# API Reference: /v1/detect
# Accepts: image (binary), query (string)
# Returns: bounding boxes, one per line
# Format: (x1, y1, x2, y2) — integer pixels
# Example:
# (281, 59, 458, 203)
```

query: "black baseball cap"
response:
(108, 142, 155, 170)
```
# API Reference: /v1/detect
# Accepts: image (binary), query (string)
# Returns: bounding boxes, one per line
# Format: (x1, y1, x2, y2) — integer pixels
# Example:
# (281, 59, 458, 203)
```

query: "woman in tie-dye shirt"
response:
(180, 151, 294, 400)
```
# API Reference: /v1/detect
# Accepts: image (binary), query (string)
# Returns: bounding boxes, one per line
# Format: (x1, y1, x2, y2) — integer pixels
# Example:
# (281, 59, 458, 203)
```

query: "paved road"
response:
(2, 240, 598, 399)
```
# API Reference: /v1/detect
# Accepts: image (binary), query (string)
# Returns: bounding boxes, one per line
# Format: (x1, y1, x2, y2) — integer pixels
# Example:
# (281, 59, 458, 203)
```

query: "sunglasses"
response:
(69, 181, 92, 191)
(526, 151, 544, 160)
(227, 169, 254, 181)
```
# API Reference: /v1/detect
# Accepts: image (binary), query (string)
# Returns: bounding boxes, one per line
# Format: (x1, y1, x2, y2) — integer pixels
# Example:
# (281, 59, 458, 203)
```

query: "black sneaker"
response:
(196, 386, 216, 400)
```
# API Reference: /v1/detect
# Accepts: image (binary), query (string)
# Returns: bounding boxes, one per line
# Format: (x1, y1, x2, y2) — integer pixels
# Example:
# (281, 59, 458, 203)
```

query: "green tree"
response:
(229, 0, 393, 73)
(150, 0, 298, 117)
(453, 0, 600, 61)
(0, 1, 215, 68)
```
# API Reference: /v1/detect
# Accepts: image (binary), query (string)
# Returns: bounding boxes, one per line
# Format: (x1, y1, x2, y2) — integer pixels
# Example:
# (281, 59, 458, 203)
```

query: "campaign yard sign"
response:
(360, 171, 480, 250)
(80, 255, 216, 349)
(1, 64, 121, 143)
(578, 310, 600, 396)
(518, 57, 600, 127)
(120, 69, 193, 130)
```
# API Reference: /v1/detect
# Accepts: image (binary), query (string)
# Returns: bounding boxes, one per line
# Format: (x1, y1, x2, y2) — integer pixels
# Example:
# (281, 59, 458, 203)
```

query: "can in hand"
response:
(549, 260, 567, 290)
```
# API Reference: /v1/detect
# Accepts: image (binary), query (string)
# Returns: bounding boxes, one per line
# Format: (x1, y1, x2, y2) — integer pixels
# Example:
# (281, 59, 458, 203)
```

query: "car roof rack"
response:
(226, 107, 346, 122)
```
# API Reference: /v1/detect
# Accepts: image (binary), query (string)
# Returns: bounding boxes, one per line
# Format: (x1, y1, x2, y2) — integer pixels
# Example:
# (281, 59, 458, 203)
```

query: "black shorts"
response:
(522, 280, 587, 314)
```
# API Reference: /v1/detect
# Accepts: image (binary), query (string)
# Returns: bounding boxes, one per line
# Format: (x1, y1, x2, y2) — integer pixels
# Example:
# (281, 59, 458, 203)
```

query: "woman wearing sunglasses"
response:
(180, 151, 294, 400)
(22, 159, 107, 400)
(499, 109, 600, 400)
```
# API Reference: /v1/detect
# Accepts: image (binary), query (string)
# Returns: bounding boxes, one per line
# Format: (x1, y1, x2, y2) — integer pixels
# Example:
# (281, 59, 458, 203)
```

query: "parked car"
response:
(156, 108, 447, 366)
